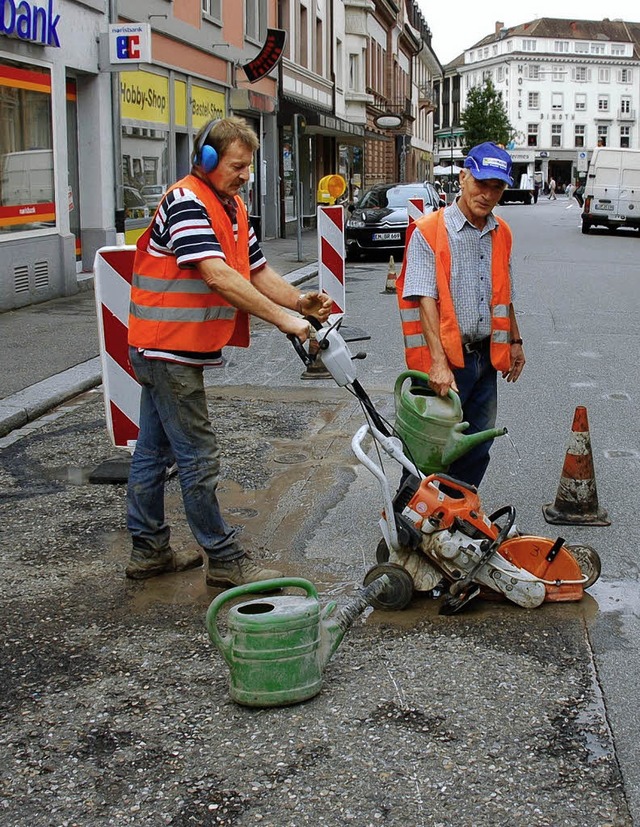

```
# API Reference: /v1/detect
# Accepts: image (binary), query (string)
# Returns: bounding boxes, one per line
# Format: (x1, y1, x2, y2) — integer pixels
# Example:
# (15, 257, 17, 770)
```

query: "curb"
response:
(0, 264, 319, 439)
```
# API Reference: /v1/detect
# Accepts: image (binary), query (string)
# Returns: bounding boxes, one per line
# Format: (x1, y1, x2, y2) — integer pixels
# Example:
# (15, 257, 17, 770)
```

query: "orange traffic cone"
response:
(542, 406, 610, 526)
(385, 256, 397, 293)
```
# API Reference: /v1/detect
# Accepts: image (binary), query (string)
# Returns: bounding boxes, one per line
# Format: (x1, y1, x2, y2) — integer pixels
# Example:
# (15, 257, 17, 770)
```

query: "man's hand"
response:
(280, 315, 314, 343)
(502, 343, 525, 382)
(428, 360, 458, 397)
(299, 291, 332, 323)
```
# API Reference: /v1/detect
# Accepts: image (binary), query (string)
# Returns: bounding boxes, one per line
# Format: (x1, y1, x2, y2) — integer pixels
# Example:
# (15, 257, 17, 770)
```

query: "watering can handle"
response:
(394, 370, 461, 413)
(205, 578, 319, 662)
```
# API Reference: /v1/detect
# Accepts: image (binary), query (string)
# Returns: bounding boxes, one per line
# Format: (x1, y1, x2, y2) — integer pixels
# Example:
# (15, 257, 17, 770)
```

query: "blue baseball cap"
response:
(464, 142, 513, 186)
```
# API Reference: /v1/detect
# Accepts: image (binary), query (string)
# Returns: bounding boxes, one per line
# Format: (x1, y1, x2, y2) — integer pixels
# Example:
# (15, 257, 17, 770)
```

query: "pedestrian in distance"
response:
(548, 177, 557, 200)
(397, 141, 525, 488)
(125, 116, 332, 587)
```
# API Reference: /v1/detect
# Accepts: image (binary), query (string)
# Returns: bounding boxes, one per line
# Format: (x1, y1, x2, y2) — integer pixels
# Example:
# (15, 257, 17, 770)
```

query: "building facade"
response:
(438, 18, 640, 189)
(0, 0, 113, 311)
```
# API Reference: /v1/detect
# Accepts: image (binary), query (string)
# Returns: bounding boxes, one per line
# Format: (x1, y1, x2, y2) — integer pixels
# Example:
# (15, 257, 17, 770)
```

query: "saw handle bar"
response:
(449, 504, 517, 598)
(287, 316, 324, 368)
(487, 505, 517, 547)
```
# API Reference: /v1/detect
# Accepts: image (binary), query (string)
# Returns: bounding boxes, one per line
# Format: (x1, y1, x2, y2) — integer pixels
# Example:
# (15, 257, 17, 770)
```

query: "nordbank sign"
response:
(0, 0, 61, 47)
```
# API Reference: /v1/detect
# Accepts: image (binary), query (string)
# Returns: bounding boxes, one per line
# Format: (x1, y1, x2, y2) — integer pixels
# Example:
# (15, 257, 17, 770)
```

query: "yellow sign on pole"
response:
(190, 85, 226, 129)
(120, 71, 169, 124)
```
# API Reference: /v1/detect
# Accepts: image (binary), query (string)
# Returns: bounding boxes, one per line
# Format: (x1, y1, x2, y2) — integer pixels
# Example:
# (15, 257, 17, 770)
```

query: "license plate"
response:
(372, 232, 401, 241)
(597, 203, 614, 211)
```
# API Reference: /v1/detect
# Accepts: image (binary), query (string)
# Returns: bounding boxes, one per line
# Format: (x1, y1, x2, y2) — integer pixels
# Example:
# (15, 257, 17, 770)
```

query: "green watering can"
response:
(206, 576, 389, 708)
(394, 370, 507, 475)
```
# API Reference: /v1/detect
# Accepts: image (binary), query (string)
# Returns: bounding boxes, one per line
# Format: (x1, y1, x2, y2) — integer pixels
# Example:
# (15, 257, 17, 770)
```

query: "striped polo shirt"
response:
(141, 185, 265, 366)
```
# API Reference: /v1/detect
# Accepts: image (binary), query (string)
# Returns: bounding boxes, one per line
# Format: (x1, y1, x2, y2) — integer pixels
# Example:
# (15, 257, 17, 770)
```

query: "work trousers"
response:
(447, 340, 498, 487)
(126, 348, 242, 561)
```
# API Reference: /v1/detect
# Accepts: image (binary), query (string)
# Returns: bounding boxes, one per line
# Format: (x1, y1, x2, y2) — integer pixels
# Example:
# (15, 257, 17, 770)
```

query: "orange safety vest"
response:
(396, 209, 512, 373)
(128, 174, 251, 353)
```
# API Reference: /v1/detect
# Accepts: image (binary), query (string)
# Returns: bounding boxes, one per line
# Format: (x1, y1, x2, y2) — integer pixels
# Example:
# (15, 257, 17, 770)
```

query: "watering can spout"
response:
(441, 423, 508, 467)
(321, 575, 390, 664)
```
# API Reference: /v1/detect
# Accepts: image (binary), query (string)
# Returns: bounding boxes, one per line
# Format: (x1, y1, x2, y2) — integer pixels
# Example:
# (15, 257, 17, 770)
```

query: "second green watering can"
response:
(394, 370, 507, 475)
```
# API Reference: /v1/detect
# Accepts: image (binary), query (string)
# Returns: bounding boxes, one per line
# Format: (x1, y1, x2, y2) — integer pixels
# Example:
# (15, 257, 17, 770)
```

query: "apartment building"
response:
(438, 18, 640, 188)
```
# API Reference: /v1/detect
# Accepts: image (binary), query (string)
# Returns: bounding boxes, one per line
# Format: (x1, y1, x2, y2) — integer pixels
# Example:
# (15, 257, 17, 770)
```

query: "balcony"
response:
(618, 108, 636, 121)
(419, 83, 435, 113)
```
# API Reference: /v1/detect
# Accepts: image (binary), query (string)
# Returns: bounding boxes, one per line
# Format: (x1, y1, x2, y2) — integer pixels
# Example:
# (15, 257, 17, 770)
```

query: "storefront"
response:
(0, 0, 114, 311)
(118, 68, 227, 244)
(278, 100, 365, 234)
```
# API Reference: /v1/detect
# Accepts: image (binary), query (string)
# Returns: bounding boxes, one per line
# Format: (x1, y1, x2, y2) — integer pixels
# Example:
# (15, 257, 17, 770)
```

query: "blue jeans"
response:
(446, 341, 498, 487)
(126, 348, 242, 561)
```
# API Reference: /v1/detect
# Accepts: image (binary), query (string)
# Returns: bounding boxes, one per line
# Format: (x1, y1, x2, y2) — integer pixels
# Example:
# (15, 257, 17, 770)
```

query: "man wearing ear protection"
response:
(125, 116, 332, 587)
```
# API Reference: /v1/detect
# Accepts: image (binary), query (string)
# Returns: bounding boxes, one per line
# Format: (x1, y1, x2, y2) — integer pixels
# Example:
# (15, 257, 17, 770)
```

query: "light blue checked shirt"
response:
(402, 200, 515, 342)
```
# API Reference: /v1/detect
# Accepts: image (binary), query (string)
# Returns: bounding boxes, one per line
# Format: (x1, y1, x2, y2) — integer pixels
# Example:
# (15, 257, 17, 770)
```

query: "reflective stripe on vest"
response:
(130, 303, 238, 323)
(396, 210, 512, 373)
(128, 174, 251, 352)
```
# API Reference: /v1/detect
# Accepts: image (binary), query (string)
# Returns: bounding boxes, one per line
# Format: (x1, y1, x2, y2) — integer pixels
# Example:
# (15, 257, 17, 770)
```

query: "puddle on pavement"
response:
(585, 579, 640, 618)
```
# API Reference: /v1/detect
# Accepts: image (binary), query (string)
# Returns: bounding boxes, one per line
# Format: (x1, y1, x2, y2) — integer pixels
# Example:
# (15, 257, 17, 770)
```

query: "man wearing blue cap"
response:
(397, 141, 526, 487)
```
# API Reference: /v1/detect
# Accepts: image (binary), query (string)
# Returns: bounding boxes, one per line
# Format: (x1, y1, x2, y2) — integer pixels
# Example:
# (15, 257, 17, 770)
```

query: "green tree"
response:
(460, 78, 514, 154)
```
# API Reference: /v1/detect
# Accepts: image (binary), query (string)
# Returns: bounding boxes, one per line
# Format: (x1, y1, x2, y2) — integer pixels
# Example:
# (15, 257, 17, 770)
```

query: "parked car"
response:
(124, 186, 150, 220)
(141, 184, 165, 209)
(345, 182, 442, 260)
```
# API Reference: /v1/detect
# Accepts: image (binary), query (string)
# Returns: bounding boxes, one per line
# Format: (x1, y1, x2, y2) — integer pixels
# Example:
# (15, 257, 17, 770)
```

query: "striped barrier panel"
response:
(317, 205, 345, 320)
(93, 246, 140, 450)
(407, 197, 425, 226)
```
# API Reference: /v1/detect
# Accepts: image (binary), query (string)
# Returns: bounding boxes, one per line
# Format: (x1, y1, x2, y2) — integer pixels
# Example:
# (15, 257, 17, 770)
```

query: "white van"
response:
(0, 149, 54, 206)
(581, 147, 640, 234)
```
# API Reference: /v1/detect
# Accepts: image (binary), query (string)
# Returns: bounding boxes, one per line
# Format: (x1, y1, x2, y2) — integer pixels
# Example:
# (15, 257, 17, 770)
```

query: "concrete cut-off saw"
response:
(290, 318, 601, 615)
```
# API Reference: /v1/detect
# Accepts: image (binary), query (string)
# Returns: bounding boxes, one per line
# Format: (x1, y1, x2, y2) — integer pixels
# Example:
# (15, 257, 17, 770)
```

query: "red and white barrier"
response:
(93, 246, 140, 450)
(407, 197, 425, 226)
(317, 205, 345, 320)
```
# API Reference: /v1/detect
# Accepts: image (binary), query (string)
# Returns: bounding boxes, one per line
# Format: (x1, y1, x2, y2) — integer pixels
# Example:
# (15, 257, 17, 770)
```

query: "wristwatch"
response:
(510, 338, 523, 345)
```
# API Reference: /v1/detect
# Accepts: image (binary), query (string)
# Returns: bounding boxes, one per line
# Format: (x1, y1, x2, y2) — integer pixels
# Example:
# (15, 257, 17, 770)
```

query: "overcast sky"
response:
(416, 2, 640, 66)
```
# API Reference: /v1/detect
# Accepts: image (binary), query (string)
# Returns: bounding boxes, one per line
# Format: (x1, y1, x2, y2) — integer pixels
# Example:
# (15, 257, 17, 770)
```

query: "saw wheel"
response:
(363, 563, 414, 611)
(566, 544, 602, 589)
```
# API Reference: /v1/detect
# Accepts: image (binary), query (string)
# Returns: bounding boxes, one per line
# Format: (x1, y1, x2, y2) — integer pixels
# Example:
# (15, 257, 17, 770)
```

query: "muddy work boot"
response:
(206, 553, 282, 588)
(126, 546, 203, 580)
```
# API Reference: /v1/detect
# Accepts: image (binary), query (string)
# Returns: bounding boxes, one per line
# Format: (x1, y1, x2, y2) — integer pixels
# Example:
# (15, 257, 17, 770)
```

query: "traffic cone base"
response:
(542, 406, 610, 526)
(385, 256, 397, 293)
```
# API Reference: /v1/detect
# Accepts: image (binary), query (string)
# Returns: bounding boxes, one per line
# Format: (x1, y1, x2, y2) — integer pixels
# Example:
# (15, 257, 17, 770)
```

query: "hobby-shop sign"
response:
(0, 0, 61, 47)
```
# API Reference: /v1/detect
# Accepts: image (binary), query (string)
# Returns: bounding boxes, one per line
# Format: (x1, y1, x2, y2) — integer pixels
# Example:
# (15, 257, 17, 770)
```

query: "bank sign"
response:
(0, 0, 61, 47)
(109, 23, 151, 64)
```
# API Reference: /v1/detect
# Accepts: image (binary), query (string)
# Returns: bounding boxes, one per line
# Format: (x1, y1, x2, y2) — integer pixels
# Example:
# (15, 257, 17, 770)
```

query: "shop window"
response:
(0, 59, 55, 235)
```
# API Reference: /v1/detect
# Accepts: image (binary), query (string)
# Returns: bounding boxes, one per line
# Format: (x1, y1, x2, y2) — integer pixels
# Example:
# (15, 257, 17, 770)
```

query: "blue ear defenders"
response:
(194, 118, 222, 173)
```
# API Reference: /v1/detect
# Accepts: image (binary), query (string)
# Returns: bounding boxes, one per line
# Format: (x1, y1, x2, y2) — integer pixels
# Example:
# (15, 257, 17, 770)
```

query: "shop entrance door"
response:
(66, 76, 82, 271)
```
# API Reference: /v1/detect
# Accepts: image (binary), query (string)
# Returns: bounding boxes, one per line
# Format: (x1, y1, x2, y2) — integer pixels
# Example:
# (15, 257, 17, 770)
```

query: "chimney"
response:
(495, 21, 504, 35)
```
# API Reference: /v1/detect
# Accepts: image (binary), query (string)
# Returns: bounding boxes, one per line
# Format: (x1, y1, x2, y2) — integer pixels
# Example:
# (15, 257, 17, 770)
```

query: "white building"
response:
(439, 17, 640, 188)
